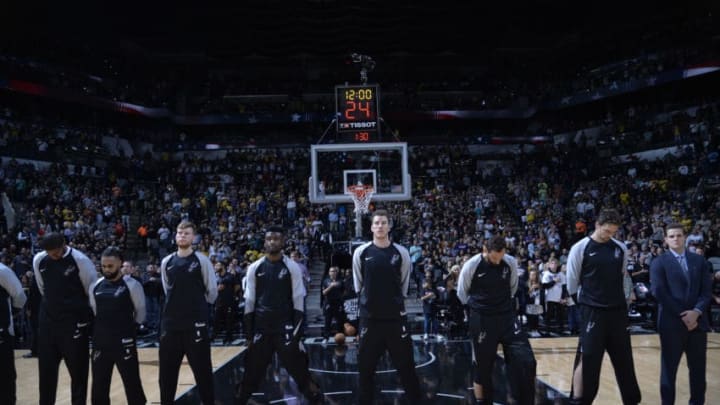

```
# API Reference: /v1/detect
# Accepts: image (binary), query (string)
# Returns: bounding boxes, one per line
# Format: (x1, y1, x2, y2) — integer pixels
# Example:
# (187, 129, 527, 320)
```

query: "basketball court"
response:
(13, 80, 720, 405)
(14, 333, 719, 404)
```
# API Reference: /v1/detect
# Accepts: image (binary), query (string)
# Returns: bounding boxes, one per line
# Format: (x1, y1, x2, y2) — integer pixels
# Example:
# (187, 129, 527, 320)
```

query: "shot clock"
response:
(335, 84, 381, 142)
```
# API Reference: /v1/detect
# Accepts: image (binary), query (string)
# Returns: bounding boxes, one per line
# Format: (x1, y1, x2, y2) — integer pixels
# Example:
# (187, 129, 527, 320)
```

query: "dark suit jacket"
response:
(650, 251, 713, 331)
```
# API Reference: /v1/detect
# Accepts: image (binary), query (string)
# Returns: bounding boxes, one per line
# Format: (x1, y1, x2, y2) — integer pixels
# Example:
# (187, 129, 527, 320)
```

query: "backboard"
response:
(309, 142, 411, 204)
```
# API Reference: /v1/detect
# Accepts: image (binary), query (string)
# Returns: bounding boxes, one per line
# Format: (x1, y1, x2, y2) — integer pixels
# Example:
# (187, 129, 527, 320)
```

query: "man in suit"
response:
(650, 223, 712, 405)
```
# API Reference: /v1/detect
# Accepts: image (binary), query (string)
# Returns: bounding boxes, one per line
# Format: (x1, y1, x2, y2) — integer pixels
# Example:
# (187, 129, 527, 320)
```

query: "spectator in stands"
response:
(12, 247, 31, 279)
(142, 263, 163, 336)
(321, 266, 345, 339)
(213, 261, 240, 345)
(122, 260, 142, 283)
(541, 257, 566, 333)
(134, 224, 146, 253)
(711, 270, 720, 332)
(23, 270, 41, 358)
(420, 279, 438, 340)
(17, 226, 31, 249)
(526, 269, 543, 336)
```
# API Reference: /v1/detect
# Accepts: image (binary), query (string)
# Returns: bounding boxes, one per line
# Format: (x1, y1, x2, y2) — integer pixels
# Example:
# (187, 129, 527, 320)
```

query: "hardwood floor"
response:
(15, 346, 244, 404)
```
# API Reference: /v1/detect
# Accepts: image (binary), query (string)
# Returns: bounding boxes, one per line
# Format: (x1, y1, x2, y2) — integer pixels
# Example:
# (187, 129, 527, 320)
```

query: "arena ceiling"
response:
(4, 1, 709, 68)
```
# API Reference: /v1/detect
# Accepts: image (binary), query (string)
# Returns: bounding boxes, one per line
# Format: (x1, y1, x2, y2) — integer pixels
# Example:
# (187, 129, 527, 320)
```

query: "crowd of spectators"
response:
(2, 85, 720, 347)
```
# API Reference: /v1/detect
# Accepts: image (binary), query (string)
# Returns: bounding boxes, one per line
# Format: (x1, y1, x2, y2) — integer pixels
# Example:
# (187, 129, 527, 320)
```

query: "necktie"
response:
(678, 255, 688, 274)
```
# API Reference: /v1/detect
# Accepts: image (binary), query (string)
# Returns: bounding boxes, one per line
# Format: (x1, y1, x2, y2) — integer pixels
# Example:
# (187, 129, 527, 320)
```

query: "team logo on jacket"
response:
(278, 268, 288, 279)
(64, 265, 77, 277)
(391, 254, 400, 266)
(188, 262, 199, 272)
(477, 331, 487, 344)
(502, 267, 509, 280)
(614, 248, 621, 259)
(114, 286, 126, 297)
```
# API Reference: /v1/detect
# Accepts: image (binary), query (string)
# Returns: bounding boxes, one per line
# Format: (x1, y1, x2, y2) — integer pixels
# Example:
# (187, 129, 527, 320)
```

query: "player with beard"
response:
(159, 221, 218, 404)
(0, 261, 27, 405)
(89, 247, 147, 405)
(237, 225, 322, 404)
(33, 232, 97, 405)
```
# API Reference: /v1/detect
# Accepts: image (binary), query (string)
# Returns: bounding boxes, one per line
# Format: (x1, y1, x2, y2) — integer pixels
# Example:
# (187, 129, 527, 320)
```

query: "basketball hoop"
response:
(347, 184, 374, 214)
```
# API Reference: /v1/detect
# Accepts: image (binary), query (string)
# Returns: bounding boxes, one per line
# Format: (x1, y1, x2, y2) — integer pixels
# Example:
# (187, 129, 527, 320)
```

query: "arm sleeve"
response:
(650, 256, 684, 316)
(126, 277, 147, 324)
(619, 242, 632, 300)
(73, 250, 98, 296)
(32, 252, 47, 296)
(286, 257, 307, 312)
(197, 253, 218, 304)
(0, 265, 27, 309)
(566, 239, 586, 296)
(159, 255, 172, 295)
(398, 244, 412, 297)
(243, 260, 259, 314)
(623, 272, 633, 301)
(505, 254, 519, 297)
(457, 254, 481, 305)
(352, 244, 368, 294)
(88, 279, 101, 315)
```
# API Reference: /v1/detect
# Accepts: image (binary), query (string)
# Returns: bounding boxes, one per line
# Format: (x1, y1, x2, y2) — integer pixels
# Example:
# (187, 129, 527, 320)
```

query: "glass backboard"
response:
(309, 142, 411, 203)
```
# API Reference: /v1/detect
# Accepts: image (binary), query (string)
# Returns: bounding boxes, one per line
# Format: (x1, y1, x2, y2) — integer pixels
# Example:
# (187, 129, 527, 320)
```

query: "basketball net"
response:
(347, 184, 374, 214)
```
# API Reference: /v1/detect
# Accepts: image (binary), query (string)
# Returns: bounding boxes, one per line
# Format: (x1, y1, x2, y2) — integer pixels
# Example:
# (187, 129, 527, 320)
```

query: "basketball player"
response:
(352, 209, 422, 404)
(0, 261, 27, 405)
(159, 221, 218, 404)
(566, 209, 641, 404)
(89, 247, 147, 405)
(33, 232, 97, 405)
(237, 225, 322, 404)
(457, 236, 536, 405)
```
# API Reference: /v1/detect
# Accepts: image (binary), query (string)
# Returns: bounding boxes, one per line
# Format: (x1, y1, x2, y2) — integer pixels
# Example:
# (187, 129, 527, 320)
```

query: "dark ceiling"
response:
(4, 1, 709, 66)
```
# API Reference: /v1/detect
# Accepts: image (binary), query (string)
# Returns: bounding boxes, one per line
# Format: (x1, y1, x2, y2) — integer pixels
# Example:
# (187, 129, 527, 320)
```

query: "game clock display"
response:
(335, 84, 380, 141)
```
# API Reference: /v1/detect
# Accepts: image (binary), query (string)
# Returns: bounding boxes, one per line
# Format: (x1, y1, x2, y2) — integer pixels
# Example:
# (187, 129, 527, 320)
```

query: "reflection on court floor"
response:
(178, 335, 566, 404)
